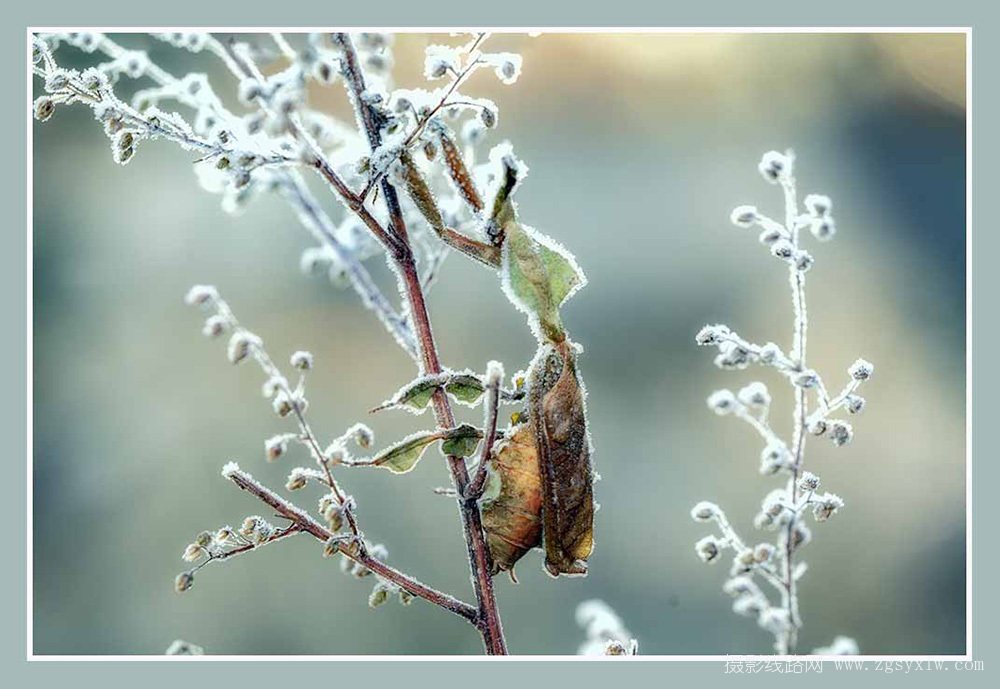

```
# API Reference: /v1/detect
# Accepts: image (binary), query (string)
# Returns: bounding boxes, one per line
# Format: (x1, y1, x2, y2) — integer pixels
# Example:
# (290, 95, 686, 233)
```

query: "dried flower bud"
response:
(810, 217, 837, 241)
(771, 239, 794, 260)
(798, 471, 820, 492)
(201, 315, 227, 338)
(265, 434, 291, 461)
(175, 571, 194, 592)
(480, 107, 497, 128)
(758, 150, 792, 185)
(808, 418, 828, 436)
(753, 543, 775, 563)
(792, 250, 814, 272)
(791, 523, 812, 550)
(33, 97, 55, 122)
(813, 493, 844, 522)
(44, 70, 70, 91)
(185, 284, 217, 306)
(695, 535, 721, 563)
(848, 358, 874, 381)
(604, 640, 629, 656)
(759, 444, 790, 475)
(690, 501, 720, 522)
(286, 468, 310, 492)
(730, 205, 759, 228)
(261, 376, 287, 399)
(290, 350, 313, 370)
(804, 193, 832, 217)
(845, 394, 866, 414)
(758, 227, 783, 245)
(323, 537, 341, 558)
(828, 420, 853, 447)
(351, 424, 374, 449)
(182, 543, 205, 562)
(272, 391, 293, 417)
(733, 594, 766, 617)
(695, 324, 731, 346)
(723, 576, 754, 597)
(758, 342, 783, 365)
(706, 389, 737, 415)
(81, 68, 107, 91)
(369, 580, 394, 608)
(793, 370, 820, 388)
(738, 382, 770, 408)
(227, 331, 254, 364)
(715, 341, 751, 370)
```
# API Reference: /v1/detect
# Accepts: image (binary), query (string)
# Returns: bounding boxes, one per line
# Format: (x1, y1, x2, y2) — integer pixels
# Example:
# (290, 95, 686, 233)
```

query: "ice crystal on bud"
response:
(828, 420, 853, 447)
(265, 434, 293, 461)
(804, 194, 832, 217)
(845, 394, 866, 414)
(758, 150, 792, 184)
(695, 324, 731, 347)
(730, 205, 759, 228)
(691, 501, 720, 522)
(290, 350, 313, 370)
(738, 382, 770, 408)
(849, 358, 874, 381)
(812, 494, 844, 522)
(175, 571, 194, 592)
(227, 331, 256, 364)
(201, 315, 227, 338)
(809, 217, 837, 241)
(707, 389, 737, 415)
(798, 472, 820, 492)
(771, 239, 794, 260)
(696, 535, 722, 563)
(185, 284, 217, 307)
(759, 443, 790, 475)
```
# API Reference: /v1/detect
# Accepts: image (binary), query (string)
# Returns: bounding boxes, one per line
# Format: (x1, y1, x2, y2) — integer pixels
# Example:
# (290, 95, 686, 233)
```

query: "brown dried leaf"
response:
(529, 340, 594, 576)
(481, 423, 543, 576)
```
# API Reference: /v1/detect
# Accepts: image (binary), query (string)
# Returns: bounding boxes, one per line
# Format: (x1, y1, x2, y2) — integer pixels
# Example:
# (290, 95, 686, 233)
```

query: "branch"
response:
(225, 465, 478, 622)
(333, 32, 507, 655)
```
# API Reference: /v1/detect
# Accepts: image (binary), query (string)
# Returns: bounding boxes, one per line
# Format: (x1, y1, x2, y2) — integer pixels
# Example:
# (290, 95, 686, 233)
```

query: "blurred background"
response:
(32, 32, 966, 655)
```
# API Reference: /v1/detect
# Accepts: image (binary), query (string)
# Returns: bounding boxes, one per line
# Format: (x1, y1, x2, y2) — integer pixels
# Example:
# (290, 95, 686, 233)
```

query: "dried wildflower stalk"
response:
(691, 151, 873, 655)
(33, 31, 594, 655)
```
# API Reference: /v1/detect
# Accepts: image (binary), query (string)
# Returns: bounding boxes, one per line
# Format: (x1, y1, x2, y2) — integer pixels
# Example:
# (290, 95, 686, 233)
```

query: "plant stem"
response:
(226, 467, 479, 622)
(333, 32, 507, 655)
(781, 165, 806, 654)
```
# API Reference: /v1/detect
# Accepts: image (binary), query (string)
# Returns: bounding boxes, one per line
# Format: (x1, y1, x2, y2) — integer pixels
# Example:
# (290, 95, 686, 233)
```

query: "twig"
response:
(225, 466, 478, 622)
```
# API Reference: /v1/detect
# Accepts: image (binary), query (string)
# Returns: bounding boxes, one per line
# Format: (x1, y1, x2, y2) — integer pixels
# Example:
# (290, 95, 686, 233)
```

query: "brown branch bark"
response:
(333, 32, 508, 655)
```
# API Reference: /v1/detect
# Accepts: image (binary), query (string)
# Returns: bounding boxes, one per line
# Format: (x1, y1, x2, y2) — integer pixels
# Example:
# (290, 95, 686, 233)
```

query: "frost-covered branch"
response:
(178, 286, 477, 621)
(34, 31, 590, 657)
(692, 151, 874, 655)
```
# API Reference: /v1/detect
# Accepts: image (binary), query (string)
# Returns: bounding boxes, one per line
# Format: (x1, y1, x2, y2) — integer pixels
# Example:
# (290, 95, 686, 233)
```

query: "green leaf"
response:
(373, 372, 486, 414)
(445, 374, 486, 405)
(441, 423, 484, 458)
(372, 377, 444, 414)
(501, 222, 586, 342)
(371, 432, 443, 473)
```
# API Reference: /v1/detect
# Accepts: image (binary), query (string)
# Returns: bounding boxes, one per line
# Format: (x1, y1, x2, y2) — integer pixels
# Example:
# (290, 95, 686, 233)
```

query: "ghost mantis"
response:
(357, 124, 596, 579)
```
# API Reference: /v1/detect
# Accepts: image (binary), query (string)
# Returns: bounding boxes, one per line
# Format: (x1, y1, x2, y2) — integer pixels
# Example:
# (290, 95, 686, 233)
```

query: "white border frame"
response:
(26, 26, 973, 662)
